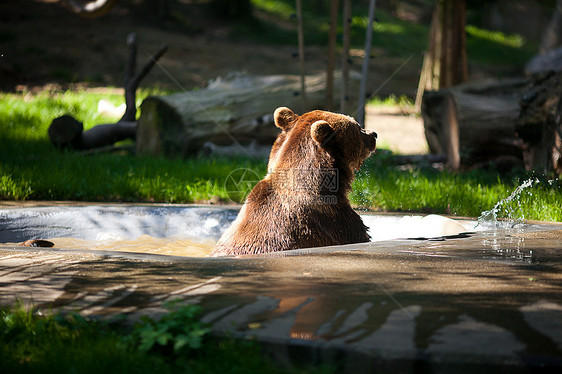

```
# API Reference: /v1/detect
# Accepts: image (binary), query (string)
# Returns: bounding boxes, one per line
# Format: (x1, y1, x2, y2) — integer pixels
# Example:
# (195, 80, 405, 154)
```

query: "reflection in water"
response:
(480, 230, 534, 262)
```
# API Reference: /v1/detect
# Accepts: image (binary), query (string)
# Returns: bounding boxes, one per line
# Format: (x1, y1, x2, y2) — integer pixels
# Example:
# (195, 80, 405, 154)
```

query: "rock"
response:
(20, 239, 55, 248)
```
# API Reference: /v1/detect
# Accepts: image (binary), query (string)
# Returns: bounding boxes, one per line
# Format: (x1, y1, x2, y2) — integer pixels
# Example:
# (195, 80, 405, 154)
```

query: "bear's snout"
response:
(362, 130, 377, 152)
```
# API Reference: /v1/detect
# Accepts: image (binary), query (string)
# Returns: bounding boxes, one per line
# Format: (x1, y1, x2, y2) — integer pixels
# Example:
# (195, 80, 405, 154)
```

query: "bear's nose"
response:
(362, 130, 377, 151)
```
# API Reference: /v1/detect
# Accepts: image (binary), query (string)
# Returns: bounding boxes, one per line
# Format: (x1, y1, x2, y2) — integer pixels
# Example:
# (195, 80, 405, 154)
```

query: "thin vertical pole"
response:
(326, 0, 339, 110)
(296, 0, 307, 110)
(414, 51, 429, 113)
(432, 4, 442, 89)
(357, 0, 376, 127)
(340, 0, 351, 113)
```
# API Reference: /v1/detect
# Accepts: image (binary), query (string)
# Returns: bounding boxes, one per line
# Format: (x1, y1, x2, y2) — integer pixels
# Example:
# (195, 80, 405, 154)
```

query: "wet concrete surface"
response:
(1, 222, 562, 372)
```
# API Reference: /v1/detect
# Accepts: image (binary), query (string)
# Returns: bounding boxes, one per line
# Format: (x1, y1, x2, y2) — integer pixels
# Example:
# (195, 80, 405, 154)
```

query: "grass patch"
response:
(367, 94, 414, 110)
(1, 149, 265, 203)
(1, 90, 560, 221)
(465, 25, 537, 66)
(0, 89, 263, 204)
(351, 156, 562, 222)
(0, 302, 326, 374)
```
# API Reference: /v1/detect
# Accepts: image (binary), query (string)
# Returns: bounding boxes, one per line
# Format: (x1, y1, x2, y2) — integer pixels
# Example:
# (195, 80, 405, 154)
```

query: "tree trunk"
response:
(137, 73, 340, 158)
(540, 0, 562, 53)
(517, 71, 562, 174)
(422, 78, 529, 167)
(415, 0, 467, 110)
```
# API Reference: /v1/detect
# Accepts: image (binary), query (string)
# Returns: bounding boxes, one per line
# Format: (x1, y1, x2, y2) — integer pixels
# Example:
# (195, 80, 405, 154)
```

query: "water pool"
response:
(0, 204, 558, 260)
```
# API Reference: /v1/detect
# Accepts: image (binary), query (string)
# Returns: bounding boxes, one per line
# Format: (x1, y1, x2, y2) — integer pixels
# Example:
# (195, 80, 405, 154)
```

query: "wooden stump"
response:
(137, 72, 346, 158)
(517, 71, 562, 174)
(422, 78, 528, 168)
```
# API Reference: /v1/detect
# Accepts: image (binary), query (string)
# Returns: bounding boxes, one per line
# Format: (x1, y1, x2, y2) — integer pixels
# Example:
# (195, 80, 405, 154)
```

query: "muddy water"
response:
(2, 204, 559, 260)
(6, 214, 474, 258)
(11, 236, 216, 257)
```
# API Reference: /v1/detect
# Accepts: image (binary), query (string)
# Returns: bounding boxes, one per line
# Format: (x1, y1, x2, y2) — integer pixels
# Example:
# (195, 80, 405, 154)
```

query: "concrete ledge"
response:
(1, 224, 561, 372)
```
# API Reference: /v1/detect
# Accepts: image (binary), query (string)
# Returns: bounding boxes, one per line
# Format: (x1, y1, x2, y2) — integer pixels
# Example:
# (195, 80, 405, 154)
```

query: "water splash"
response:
(477, 178, 539, 229)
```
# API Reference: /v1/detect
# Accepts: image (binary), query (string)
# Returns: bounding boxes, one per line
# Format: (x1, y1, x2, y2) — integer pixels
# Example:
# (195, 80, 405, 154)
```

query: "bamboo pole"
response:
(356, 0, 376, 127)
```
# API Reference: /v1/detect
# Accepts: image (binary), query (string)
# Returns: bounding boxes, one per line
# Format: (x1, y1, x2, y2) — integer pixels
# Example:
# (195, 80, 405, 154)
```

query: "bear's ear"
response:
(274, 107, 297, 132)
(311, 120, 335, 147)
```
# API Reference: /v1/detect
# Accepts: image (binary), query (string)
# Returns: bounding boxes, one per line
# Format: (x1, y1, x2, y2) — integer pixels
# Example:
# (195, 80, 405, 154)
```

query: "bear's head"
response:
(267, 107, 377, 195)
(210, 107, 376, 256)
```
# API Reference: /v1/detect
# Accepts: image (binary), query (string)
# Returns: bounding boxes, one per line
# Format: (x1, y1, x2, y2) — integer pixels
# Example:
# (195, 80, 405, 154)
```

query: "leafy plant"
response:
(2, 303, 315, 374)
(128, 301, 210, 355)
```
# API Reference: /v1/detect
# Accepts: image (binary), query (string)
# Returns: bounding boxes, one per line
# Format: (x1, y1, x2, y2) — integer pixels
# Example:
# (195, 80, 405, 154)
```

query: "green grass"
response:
(1, 90, 561, 221)
(0, 303, 327, 374)
(367, 94, 414, 110)
(351, 156, 562, 222)
(0, 89, 264, 203)
(465, 25, 536, 66)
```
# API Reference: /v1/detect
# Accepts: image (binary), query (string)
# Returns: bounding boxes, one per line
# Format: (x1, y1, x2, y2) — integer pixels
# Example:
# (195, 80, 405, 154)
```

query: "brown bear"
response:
(210, 107, 377, 256)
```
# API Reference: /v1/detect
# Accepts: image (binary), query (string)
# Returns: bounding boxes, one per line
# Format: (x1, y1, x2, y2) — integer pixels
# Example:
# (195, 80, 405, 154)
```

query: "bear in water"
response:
(210, 107, 377, 256)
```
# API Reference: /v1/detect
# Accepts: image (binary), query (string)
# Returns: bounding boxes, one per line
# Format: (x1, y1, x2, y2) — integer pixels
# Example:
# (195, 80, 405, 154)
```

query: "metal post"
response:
(357, 0, 377, 127)
(296, 0, 307, 110)
(326, 0, 339, 110)
(340, 0, 351, 113)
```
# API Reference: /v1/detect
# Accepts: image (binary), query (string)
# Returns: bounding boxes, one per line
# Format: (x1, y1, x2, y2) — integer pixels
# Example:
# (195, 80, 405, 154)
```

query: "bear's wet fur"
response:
(210, 107, 377, 256)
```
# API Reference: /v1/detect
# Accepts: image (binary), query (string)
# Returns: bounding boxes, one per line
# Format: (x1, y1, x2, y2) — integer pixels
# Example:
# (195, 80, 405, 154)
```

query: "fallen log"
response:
(200, 140, 271, 159)
(421, 78, 528, 169)
(48, 115, 136, 150)
(48, 33, 166, 151)
(137, 72, 354, 158)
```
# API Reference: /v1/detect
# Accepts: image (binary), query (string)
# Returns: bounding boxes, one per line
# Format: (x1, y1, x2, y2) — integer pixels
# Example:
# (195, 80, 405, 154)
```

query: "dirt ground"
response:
(365, 106, 427, 154)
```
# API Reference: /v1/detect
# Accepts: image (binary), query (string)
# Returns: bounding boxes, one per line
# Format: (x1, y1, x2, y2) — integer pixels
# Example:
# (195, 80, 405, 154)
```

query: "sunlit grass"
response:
(1, 90, 560, 221)
(0, 88, 170, 147)
(367, 94, 414, 109)
(351, 156, 561, 221)
(0, 90, 265, 203)
(252, 0, 294, 19)
(466, 25, 525, 48)
(465, 25, 535, 66)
